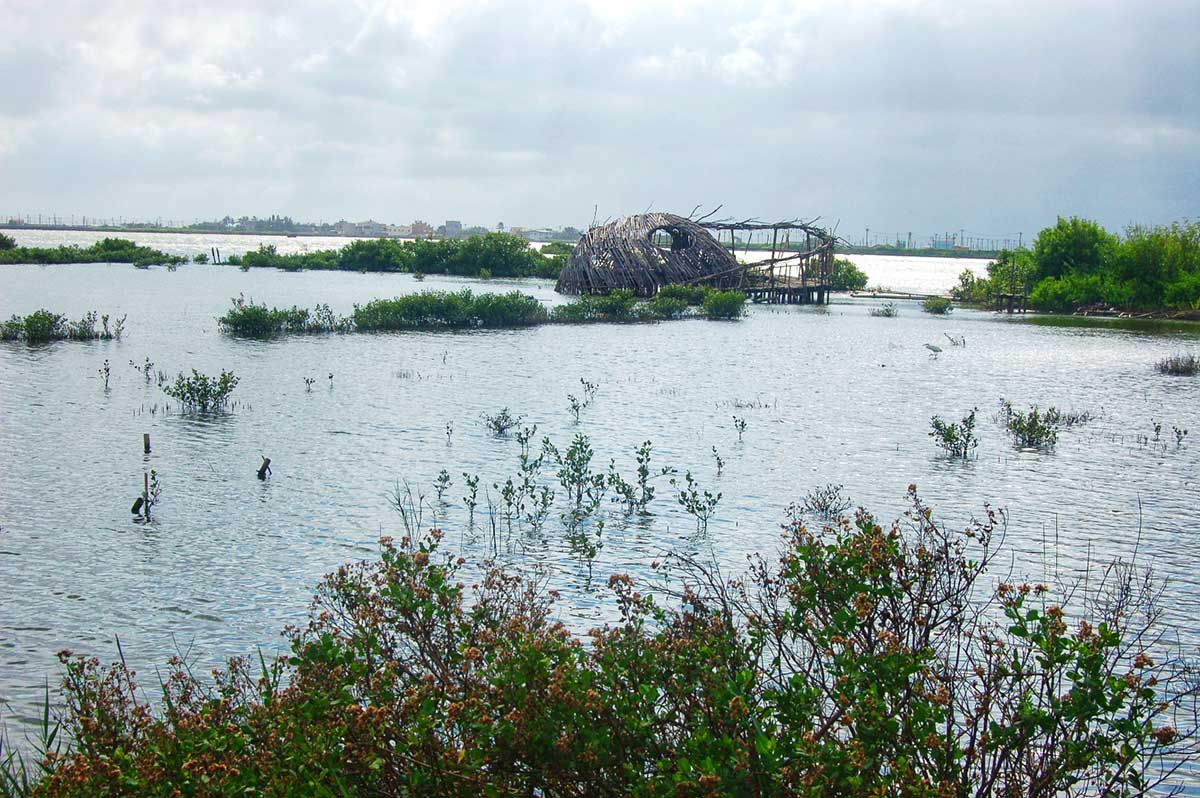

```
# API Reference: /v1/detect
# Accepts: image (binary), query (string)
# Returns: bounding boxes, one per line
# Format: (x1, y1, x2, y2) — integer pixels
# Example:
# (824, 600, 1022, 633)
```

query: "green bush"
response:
(163, 368, 239, 411)
(701, 289, 746, 319)
(921, 296, 953, 314)
(830, 257, 868, 291)
(217, 296, 348, 337)
(232, 233, 551, 279)
(23, 488, 1196, 797)
(0, 232, 16, 250)
(0, 309, 125, 342)
(353, 289, 546, 331)
(646, 294, 689, 319)
(655, 283, 709, 305)
(929, 408, 977, 457)
(0, 237, 185, 266)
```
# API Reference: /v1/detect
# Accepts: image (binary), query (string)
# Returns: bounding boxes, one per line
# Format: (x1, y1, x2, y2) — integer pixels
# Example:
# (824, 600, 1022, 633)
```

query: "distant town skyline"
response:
(2, 1, 1196, 237)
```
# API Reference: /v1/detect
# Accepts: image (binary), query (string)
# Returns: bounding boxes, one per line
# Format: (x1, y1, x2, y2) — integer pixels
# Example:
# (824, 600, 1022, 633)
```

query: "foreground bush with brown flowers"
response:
(5, 487, 1198, 797)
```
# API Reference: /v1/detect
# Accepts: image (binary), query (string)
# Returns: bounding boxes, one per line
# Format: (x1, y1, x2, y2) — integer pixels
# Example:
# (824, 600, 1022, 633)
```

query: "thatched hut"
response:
(555, 213, 743, 296)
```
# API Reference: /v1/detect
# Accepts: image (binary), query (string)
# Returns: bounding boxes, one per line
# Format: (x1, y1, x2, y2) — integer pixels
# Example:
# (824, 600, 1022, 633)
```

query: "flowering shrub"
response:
(17, 488, 1199, 797)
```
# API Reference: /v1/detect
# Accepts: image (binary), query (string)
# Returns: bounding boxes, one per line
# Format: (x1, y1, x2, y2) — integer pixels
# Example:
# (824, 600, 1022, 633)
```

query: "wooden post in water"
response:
(143, 472, 150, 520)
(143, 433, 151, 454)
(257, 457, 272, 480)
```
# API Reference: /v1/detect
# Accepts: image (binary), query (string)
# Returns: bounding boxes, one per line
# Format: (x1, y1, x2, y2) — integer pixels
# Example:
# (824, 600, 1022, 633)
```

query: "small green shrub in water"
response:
(922, 296, 953, 314)
(929, 407, 978, 457)
(218, 295, 348, 337)
(353, 289, 546, 330)
(701, 289, 746, 319)
(645, 294, 689, 319)
(655, 283, 710, 305)
(163, 369, 239, 411)
(0, 232, 16, 250)
(997, 398, 1084, 449)
(869, 301, 898, 318)
(0, 309, 125, 342)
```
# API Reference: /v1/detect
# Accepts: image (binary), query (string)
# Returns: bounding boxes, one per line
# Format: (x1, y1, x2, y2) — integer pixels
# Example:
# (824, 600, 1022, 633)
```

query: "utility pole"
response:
(865, 227, 869, 247)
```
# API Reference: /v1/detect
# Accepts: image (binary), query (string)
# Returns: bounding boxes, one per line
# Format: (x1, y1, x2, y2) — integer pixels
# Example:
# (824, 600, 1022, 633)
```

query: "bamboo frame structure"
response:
(554, 213, 742, 296)
(700, 217, 837, 304)
(555, 211, 837, 304)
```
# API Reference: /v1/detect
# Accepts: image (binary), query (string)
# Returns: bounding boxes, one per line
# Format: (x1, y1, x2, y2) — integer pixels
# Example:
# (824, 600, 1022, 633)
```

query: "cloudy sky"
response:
(1, 0, 1197, 238)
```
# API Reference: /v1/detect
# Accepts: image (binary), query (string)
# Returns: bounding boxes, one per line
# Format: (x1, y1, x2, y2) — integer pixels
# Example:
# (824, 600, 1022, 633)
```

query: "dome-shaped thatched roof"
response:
(555, 213, 743, 296)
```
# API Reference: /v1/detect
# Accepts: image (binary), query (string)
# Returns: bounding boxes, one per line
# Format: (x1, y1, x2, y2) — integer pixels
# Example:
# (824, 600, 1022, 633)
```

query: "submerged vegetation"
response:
(0, 310, 125, 342)
(0, 237, 185, 267)
(217, 287, 748, 337)
(1156, 353, 1200, 376)
(5, 483, 1196, 796)
(953, 217, 1200, 313)
(237, 232, 562, 279)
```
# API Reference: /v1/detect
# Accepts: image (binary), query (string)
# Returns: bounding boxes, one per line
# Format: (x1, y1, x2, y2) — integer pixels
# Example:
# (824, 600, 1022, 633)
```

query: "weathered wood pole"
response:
(258, 457, 272, 480)
(143, 433, 151, 454)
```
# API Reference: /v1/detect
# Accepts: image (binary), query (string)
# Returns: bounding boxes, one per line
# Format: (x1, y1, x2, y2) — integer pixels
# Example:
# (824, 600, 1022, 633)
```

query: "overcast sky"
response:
(1, 0, 1197, 238)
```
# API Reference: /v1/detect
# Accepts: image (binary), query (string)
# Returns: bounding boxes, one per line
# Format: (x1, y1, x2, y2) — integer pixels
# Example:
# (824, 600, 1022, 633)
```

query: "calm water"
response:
(2, 249, 1199, 760)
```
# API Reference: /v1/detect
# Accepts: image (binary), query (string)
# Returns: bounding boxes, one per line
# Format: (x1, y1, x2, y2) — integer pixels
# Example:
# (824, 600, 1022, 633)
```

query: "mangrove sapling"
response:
(568, 393, 583, 422)
(495, 478, 520, 525)
(483, 407, 522, 437)
(565, 517, 603, 576)
(634, 440, 672, 511)
(129, 357, 154, 382)
(515, 424, 538, 457)
(462, 473, 480, 516)
(434, 470, 452, 503)
(445, 422, 453, 445)
(607, 462, 638, 514)
(580, 378, 599, 403)
(303, 376, 315, 392)
(163, 369, 239, 412)
(998, 398, 1062, 448)
(98, 359, 110, 390)
(869, 301, 898, 318)
(929, 408, 978, 458)
(712, 446, 724, 476)
(553, 433, 595, 509)
(672, 471, 721, 533)
(794, 482, 852, 521)
(1174, 426, 1188, 446)
(733, 415, 747, 441)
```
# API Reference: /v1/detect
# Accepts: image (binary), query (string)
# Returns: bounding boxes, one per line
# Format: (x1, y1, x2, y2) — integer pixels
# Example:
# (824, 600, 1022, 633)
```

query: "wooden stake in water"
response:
(258, 457, 272, 480)
(143, 433, 151, 454)
(143, 472, 150, 519)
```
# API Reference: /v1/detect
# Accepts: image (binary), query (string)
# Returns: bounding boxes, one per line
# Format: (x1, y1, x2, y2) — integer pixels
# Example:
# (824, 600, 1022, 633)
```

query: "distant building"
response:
(410, 220, 434, 238)
(444, 220, 464, 238)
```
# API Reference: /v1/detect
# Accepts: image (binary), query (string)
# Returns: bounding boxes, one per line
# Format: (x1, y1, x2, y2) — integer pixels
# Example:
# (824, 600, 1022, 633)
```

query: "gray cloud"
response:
(0, 0, 1196, 235)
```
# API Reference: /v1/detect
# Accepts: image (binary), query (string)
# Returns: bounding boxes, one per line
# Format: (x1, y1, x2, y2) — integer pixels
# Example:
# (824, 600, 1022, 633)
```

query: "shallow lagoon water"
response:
(1, 255, 1199, 757)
